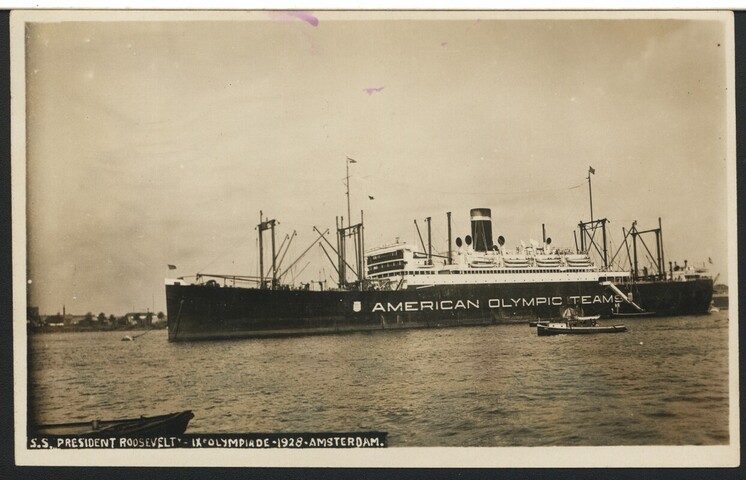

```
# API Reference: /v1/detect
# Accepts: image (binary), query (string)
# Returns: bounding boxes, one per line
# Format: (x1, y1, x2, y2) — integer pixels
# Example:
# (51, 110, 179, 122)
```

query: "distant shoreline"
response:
(27, 324, 167, 334)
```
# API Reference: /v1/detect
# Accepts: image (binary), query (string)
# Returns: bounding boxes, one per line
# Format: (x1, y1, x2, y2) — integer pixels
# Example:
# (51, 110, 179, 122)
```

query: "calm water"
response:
(28, 312, 730, 446)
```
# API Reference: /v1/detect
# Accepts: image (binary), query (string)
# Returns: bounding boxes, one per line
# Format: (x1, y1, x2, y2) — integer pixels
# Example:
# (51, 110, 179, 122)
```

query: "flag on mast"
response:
(168, 264, 177, 270)
(346, 157, 357, 163)
(589, 166, 595, 175)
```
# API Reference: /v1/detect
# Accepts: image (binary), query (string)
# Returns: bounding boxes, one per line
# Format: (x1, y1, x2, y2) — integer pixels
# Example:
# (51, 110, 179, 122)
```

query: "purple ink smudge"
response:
(440, 42, 448, 47)
(269, 11, 319, 27)
(363, 86, 385, 95)
(291, 11, 319, 27)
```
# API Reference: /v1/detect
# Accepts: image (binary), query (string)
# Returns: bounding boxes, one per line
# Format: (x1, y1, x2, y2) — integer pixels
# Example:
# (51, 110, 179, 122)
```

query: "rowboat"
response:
(610, 310, 657, 318)
(532, 314, 602, 328)
(31, 410, 194, 437)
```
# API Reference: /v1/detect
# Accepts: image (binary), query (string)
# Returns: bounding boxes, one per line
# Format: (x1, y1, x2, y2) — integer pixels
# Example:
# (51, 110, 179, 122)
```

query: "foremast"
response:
(337, 157, 366, 290)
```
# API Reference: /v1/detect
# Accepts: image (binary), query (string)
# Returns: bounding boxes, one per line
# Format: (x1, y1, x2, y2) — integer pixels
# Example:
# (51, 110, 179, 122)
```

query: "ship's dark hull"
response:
(625, 279, 714, 316)
(166, 278, 713, 342)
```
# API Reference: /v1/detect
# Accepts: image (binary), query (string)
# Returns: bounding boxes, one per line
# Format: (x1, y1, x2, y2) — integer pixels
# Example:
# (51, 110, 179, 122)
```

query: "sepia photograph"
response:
(11, 9, 739, 468)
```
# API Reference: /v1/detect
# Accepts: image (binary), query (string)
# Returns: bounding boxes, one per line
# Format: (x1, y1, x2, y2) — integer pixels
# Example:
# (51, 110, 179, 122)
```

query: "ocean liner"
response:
(166, 193, 713, 342)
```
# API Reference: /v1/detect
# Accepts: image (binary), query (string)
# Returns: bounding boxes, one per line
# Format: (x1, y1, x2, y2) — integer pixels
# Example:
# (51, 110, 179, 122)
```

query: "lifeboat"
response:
(502, 255, 530, 268)
(468, 257, 496, 268)
(565, 254, 593, 267)
(534, 255, 561, 267)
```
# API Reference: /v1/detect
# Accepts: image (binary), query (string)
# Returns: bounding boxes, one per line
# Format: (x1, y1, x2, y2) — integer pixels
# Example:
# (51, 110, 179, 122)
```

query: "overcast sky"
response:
(21, 11, 732, 315)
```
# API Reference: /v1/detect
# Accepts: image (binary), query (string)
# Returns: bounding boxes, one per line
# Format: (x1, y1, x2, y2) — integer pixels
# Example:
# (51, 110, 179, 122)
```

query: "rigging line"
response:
(318, 242, 340, 277)
(197, 230, 257, 275)
(637, 235, 658, 267)
(362, 172, 587, 196)
(414, 220, 427, 253)
(609, 226, 633, 267)
(266, 233, 290, 278)
(451, 181, 588, 197)
(430, 224, 447, 256)
(291, 262, 311, 284)
(279, 229, 329, 280)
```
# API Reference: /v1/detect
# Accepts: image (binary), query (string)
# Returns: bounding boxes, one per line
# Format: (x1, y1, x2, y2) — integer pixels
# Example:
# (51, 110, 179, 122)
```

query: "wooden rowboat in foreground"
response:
(31, 410, 194, 437)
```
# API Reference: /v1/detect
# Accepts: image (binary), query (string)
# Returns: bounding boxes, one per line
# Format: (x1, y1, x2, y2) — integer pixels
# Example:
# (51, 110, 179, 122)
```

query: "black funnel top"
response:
(470, 208, 493, 252)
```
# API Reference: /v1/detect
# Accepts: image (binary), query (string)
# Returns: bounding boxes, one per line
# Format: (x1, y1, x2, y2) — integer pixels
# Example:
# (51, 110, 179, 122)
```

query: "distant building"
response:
(124, 312, 153, 327)
(153, 313, 167, 327)
(65, 315, 87, 326)
(42, 313, 65, 327)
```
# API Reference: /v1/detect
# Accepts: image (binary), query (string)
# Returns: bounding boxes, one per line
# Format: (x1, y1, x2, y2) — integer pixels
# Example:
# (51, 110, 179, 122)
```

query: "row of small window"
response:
(368, 261, 406, 273)
(370, 269, 592, 278)
(449, 269, 591, 274)
(367, 250, 404, 264)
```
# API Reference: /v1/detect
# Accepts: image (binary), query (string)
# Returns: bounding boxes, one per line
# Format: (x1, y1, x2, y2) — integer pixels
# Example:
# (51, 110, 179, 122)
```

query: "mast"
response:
(602, 220, 608, 269)
(425, 216, 432, 265)
(271, 220, 277, 288)
(629, 221, 664, 279)
(338, 216, 346, 288)
(257, 212, 277, 289)
(345, 157, 357, 227)
(336, 157, 365, 290)
(258, 211, 264, 288)
(578, 218, 608, 267)
(588, 166, 595, 222)
(658, 217, 665, 280)
(632, 223, 639, 279)
(447, 211, 452, 264)
(360, 209, 365, 283)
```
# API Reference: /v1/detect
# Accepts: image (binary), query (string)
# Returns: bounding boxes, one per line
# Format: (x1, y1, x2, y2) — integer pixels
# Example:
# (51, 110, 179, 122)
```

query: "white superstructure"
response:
(365, 241, 630, 290)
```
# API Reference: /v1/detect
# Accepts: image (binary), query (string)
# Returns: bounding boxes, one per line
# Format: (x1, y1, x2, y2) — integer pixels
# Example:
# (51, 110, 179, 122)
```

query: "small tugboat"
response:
(537, 308, 626, 336)
(537, 320, 627, 336)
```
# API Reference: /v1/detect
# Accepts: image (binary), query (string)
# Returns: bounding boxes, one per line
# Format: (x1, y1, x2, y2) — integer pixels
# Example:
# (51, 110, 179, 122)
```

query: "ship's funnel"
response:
(470, 208, 493, 252)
